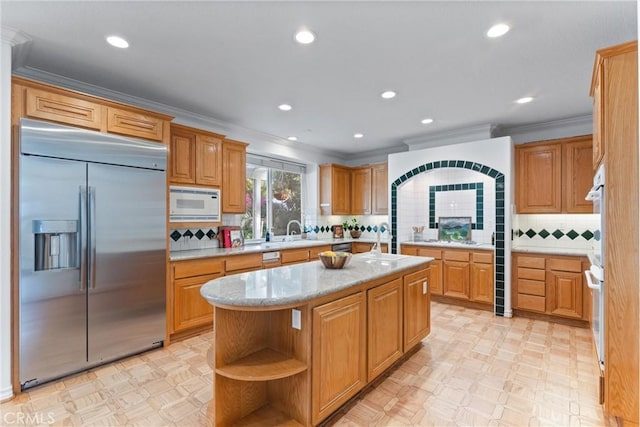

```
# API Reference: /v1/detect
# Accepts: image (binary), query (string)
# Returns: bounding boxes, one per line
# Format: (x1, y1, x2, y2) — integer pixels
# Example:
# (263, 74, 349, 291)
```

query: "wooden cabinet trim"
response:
(24, 87, 103, 130)
(106, 107, 164, 141)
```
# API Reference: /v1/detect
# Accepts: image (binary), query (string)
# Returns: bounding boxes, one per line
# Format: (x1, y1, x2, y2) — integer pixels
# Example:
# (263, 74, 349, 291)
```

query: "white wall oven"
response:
(584, 164, 604, 371)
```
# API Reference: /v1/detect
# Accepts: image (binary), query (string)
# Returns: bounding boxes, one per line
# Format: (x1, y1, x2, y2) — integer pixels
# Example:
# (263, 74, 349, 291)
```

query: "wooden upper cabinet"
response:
(515, 136, 593, 214)
(14, 77, 172, 142)
(371, 163, 388, 215)
(24, 87, 103, 130)
(351, 167, 372, 215)
(591, 67, 605, 168)
(222, 139, 248, 213)
(106, 107, 164, 142)
(516, 142, 562, 213)
(564, 136, 594, 213)
(195, 134, 222, 186)
(169, 124, 224, 186)
(319, 164, 351, 215)
(169, 126, 196, 184)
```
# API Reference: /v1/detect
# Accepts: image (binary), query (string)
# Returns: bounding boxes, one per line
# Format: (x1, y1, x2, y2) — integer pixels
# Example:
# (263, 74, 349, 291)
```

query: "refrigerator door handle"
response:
(79, 186, 87, 291)
(88, 186, 97, 289)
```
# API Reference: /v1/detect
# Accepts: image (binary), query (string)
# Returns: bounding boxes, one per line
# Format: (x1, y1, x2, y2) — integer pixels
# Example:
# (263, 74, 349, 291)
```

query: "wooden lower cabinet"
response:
(367, 279, 403, 381)
(470, 261, 494, 304)
(443, 260, 470, 299)
(312, 292, 367, 424)
(546, 269, 583, 319)
(403, 269, 431, 351)
(281, 247, 310, 265)
(352, 241, 387, 254)
(512, 252, 589, 322)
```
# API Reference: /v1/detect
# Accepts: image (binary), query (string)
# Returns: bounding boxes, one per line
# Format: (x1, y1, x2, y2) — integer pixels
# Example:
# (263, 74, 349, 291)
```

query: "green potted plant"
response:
(343, 218, 361, 239)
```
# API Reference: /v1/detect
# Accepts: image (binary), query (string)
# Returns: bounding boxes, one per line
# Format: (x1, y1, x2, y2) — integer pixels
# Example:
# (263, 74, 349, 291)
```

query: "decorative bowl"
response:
(318, 251, 352, 269)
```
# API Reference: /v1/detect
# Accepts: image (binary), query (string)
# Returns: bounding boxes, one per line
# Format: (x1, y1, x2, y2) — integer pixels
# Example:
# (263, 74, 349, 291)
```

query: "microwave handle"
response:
(584, 270, 601, 291)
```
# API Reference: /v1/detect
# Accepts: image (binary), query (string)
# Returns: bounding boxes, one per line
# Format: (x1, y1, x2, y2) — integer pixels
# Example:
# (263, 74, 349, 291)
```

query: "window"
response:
(243, 155, 305, 241)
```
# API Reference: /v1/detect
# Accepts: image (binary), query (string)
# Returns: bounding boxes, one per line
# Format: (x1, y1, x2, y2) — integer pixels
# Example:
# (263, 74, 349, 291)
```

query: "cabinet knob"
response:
(422, 281, 427, 294)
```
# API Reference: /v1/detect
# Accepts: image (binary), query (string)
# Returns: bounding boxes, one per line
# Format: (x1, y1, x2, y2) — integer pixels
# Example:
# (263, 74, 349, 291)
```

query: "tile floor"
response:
(0, 302, 614, 426)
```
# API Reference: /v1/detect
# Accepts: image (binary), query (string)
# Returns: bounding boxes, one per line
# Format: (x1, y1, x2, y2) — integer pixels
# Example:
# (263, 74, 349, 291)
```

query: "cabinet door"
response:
(516, 143, 562, 213)
(195, 134, 222, 186)
(564, 137, 594, 213)
(546, 270, 583, 319)
(312, 292, 366, 424)
(25, 87, 102, 130)
(470, 262, 494, 304)
(106, 107, 164, 142)
(173, 273, 220, 332)
(427, 259, 443, 295)
(404, 269, 430, 351)
(222, 140, 247, 213)
(367, 279, 403, 381)
(443, 260, 469, 299)
(169, 129, 196, 184)
(332, 166, 351, 215)
(351, 167, 372, 215)
(371, 163, 388, 215)
(281, 248, 310, 265)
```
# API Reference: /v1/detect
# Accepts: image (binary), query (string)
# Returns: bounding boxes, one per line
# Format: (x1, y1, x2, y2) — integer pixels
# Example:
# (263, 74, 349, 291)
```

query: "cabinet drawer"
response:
(548, 258, 582, 273)
(281, 248, 310, 264)
(517, 267, 546, 281)
(309, 245, 331, 259)
(472, 252, 493, 264)
(25, 87, 102, 130)
(107, 107, 164, 141)
(516, 255, 546, 269)
(418, 248, 442, 259)
(224, 253, 262, 273)
(517, 279, 546, 296)
(174, 258, 224, 279)
(517, 293, 546, 312)
(443, 250, 469, 262)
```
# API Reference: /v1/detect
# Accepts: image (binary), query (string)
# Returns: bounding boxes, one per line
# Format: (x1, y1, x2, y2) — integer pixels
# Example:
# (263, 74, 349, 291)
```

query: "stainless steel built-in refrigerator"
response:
(19, 118, 167, 390)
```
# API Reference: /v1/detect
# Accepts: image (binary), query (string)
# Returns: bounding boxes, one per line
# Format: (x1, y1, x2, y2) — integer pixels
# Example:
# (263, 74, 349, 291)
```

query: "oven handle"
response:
(585, 270, 601, 291)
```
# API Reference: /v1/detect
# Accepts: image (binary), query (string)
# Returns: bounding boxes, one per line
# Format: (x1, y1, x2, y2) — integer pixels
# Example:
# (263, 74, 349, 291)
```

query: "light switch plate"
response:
(292, 309, 301, 330)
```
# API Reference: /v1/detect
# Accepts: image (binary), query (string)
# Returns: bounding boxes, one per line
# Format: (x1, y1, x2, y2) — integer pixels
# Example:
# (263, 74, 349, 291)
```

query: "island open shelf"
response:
(201, 253, 433, 426)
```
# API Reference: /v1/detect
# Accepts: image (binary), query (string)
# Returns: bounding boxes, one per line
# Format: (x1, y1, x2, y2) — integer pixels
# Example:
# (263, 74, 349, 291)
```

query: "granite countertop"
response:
(400, 240, 495, 250)
(170, 237, 386, 261)
(200, 253, 432, 308)
(511, 245, 590, 257)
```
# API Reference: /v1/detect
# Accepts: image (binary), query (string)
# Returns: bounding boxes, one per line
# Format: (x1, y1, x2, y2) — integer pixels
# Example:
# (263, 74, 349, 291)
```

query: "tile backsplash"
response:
(169, 227, 219, 251)
(512, 214, 599, 251)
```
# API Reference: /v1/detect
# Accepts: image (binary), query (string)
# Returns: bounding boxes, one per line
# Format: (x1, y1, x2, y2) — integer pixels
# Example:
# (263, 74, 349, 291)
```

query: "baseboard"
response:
(0, 384, 14, 403)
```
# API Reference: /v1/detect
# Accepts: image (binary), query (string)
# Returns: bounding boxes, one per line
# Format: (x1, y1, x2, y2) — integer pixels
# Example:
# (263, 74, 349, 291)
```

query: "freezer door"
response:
(87, 163, 166, 364)
(19, 155, 88, 387)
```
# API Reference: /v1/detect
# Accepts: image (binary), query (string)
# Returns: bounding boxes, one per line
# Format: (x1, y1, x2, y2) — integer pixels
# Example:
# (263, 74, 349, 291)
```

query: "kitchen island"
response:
(200, 253, 432, 426)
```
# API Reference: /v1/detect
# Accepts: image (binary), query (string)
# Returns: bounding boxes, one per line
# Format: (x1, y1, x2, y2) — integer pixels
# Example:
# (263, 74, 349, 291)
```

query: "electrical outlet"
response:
(292, 309, 301, 330)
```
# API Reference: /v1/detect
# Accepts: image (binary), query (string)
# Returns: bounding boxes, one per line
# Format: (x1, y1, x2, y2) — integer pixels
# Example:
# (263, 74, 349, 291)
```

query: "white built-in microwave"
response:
(169, 186, 221, 222)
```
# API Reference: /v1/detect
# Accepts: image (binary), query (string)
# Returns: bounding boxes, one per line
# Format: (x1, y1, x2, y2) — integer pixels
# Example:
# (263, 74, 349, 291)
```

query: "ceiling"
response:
(1, 1, 637, 156)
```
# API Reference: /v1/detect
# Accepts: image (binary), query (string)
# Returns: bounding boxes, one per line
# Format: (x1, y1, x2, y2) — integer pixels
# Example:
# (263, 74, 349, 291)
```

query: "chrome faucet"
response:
(286, 219, 302, 241)
(374, 222, 392, 254)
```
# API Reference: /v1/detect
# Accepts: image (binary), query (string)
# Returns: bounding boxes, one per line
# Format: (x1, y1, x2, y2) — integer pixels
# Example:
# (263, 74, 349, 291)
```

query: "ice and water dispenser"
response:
(33, 220, 78, 271)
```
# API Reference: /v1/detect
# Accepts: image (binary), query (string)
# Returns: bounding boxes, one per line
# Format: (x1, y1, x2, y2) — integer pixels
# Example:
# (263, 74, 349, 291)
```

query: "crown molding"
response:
(13, 66, 345, 162)
(403, 123, 497, 150)
(496, 115, 592, 144)
(1, 27, 30, 47)
(344, 144, 408, 166)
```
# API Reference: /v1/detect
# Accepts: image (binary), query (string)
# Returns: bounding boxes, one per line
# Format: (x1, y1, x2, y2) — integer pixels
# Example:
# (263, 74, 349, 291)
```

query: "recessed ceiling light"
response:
(106, 35, 129, 49)
(516, 96, 534, 104)
(381, 90, 397, 99)
(354, 133, 364, 139)
(287, 136, 298, 141)
(487, 23, 510, 38)
(278, 104, 292, 111)
(295, 30, 315, 44)
(421, 118, 434, 124)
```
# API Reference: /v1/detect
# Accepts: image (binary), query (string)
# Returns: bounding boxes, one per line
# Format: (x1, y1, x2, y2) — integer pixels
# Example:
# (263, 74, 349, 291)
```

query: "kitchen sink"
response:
(360, 253, 406, 262)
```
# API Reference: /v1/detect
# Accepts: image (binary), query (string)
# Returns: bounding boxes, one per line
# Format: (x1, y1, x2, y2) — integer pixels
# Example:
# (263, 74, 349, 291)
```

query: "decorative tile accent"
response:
(581, 230, 594, 240)
(428, 182, 484, 230)
(552, 230, 565, 239)
(515, 227, 595, 242)
(566, 230, 579, 240)
(538, 229, 550, 239)
(391, 160, 505, 316)
(195, 230, 205, 240)
(206, 229, 216, 239)
(170, 230, 182, 242)
(183, 230, 193, 238)
(525, 229, 537, 238)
